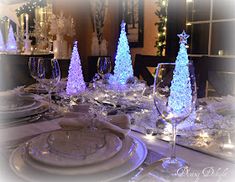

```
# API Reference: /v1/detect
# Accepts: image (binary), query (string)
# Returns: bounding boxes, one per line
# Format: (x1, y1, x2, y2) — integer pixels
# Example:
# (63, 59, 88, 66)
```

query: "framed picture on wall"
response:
(120, 0, 144, 48)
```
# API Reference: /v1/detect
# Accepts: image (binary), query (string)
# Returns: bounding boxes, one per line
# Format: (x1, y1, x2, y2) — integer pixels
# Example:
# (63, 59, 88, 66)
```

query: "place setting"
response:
(0, 92, 49, 128)
(2, 29, 234, 182)
(0, 57, 63, 127)
(8, 112, 148, 182)
(0, 1, 235, 181)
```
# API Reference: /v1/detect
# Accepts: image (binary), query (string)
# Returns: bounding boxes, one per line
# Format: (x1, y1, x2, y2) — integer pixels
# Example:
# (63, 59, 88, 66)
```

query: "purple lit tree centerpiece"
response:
(6, 24, 17, 53)
(66, 41, 86, 95)
(109, 20, 133, 85)
(0, 29, 5, 52)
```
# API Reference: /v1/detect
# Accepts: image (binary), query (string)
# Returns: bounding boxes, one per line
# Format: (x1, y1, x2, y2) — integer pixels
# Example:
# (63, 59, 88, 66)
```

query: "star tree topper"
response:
(177, 30, 189, 45)
(121, 20, 126, 31)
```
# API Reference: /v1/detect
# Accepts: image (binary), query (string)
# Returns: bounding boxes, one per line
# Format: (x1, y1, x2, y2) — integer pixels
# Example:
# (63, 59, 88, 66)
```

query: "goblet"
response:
(153, 63, 197, 175)
(97, 57, 112, 78)
(37, 58, 61, 113)
(28, 57, 43, 92)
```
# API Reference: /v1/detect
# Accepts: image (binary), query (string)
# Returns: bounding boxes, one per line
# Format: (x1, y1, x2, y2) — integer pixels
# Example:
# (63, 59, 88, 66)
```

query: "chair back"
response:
(134, 54, 174, 85)
(193, 56, 235, 97)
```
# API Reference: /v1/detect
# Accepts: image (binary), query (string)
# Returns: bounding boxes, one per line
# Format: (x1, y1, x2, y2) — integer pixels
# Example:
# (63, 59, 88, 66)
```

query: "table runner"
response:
(0, 118, 165, 182)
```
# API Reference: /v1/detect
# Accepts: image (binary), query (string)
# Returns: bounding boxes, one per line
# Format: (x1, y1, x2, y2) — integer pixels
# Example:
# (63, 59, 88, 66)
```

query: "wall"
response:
(131, 0, 159, 61)
(102, 0, 159, 62)
(53, 0, 93, 78)
(53, 0, 159, 77)
(102, 0, 120, 63)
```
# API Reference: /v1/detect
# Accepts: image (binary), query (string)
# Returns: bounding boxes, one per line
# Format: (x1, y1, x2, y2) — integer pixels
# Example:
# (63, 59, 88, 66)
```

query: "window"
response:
(186, 0, 235, 57)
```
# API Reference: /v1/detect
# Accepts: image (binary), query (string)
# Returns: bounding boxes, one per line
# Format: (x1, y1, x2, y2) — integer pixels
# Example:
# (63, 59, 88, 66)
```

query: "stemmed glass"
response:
(28, 57, 43, 93)
(37, 58, 61, 113)
(97, 57, 112, 78)
(153, 63, 197, 175)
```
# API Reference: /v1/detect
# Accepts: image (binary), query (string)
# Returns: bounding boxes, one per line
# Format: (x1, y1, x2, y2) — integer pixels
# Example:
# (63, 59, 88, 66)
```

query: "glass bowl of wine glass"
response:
(153, 62, 197, 175)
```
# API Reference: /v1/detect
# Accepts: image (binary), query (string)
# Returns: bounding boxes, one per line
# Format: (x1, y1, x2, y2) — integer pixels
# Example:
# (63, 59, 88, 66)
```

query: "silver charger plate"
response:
(0, 97, 36, 112)
(0, 114, 42, 128)
(9, 135, 147, 182)
(24, 84, 48, 94)
(0, 100, 48, 120)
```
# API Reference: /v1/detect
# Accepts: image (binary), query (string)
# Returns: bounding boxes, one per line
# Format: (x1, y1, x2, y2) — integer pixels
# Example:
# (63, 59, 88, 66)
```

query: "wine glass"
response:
(37, 58, 61, 113)
(97, 57, 112, 78)
(153, 63, 197, 175)
(28, 57, 43, 92)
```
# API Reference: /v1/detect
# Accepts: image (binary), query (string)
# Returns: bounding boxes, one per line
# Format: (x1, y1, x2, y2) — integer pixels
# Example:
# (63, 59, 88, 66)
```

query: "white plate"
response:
(0, 114, 42, 128)
(216, 108, 235, 117)
(9, 135, 147, 182)
(0, 100, 48, 120)
(24, 135, 135, 175)
(27, 130, 122, 167)
(0, 96, 36, 112)
(24, 84, 48, 94)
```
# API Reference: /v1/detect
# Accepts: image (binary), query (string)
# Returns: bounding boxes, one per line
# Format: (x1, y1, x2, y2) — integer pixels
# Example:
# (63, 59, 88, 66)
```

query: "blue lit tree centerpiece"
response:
(161, 31, 196, 132)
(66, 41, 86, 95)
(109, 20, 134, 85)
(153, 30, 197, 175)
(168, 30, 192, 116)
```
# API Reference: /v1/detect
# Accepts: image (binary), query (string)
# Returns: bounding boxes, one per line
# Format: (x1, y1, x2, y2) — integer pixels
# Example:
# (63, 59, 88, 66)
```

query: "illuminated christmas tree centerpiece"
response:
(5, 25, 17, 53)
(66, 41, 86, 95)
(168, 30, 192, 116)
(110, 20, 133, 85)
(0, 29, 5, 52)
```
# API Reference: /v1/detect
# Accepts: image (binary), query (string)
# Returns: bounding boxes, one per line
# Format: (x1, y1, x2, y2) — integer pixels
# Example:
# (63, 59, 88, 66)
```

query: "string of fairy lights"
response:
(0, 0, 47, 24)
(1, 0, 168, 55)
(155, 0, 168, 56)
(16, 0, 47, 16)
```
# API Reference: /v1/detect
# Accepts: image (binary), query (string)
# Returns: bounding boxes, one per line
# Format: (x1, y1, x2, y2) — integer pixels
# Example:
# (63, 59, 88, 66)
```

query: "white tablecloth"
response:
(0, 118, 235, 182)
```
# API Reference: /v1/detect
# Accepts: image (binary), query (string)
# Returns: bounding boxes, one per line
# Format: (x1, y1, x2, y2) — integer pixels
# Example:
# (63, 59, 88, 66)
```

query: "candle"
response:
(25, 14, 29, 35)
(222, 143, 235, 150)
(20, 14, 24, 34)
(40, 8, 43, 22)
(198, 131, 211, 146)
(144, 134, 155, 141)
(16, 25, 19, 41)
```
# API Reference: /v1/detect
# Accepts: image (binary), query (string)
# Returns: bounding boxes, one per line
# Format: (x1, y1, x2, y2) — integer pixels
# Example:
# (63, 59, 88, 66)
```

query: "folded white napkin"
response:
(108, 114, 130, 129)
(71, 104, 91, 113)
(59, 113, 130, 139)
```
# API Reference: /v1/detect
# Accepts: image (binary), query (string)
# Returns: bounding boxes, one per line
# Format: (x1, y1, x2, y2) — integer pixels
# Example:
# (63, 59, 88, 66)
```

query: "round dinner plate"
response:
(0, 96, 36, 112)
(24, 84, 48, 94)
(24, 134, 135, 175)
(9, 135, 147, 182)
(0, 100, 48, 120)
(27, 130, 122, 167)
(216, 108, 235, 117)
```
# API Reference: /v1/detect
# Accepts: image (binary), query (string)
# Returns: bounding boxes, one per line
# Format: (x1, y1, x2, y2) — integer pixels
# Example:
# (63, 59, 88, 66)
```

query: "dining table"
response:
(0, 82, 235, 182)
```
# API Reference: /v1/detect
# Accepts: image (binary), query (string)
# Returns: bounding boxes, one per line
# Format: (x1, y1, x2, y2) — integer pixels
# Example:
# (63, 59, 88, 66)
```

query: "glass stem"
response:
(227, 132, 232, 144)
(170, 122, 177, 159)
(48, 91, 52, 112)
(36, 81, 39, 95)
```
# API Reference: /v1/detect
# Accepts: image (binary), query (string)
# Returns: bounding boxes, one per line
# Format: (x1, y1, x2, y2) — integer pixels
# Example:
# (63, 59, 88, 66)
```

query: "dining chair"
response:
(133, 54, 174, 86)
(193, 56, 235, 97)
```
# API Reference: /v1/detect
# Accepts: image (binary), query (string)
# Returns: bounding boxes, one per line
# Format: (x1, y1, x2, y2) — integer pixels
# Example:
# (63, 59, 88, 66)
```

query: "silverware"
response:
(129, 160, 162, 182)
(129, 159, 173, 182)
